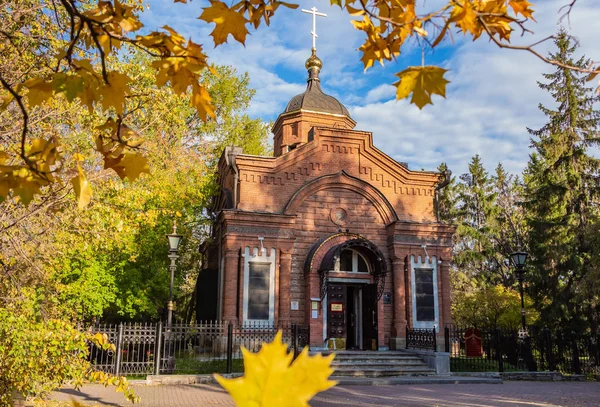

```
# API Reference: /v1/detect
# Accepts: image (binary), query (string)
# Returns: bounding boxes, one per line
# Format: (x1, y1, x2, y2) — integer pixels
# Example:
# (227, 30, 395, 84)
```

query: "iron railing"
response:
(85, 321, 309, 376)
(406, 326, 437, 350)
(445, 324, 600, 376)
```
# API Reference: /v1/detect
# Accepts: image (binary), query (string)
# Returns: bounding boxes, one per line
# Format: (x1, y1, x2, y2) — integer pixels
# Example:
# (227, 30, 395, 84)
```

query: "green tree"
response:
(1, 46, 268, 404)
(453, 155, 499, 287)
(452, 285, 538, 331)
(489, 163, 528, 286)
(523, 31, 600, 332)
(436, 162, 458, 223)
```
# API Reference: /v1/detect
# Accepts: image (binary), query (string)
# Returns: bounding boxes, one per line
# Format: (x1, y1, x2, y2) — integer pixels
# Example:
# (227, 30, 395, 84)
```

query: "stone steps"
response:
(311, 350, 435, 378)
(332, 367, 436, 377)
(333, 361, 428, 368)
(332, 356, 425, 364)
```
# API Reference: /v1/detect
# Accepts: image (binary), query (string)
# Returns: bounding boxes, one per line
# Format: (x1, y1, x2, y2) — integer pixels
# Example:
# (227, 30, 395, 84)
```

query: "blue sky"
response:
(141, 0, 600, 176)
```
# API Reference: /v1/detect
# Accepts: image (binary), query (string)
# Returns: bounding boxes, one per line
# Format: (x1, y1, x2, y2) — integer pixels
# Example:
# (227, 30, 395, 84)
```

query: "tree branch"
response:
(0, 74, 29, 161)
(477, 15, 600, 76)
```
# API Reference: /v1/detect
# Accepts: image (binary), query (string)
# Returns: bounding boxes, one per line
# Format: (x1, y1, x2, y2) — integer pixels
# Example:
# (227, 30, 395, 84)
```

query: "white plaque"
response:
(291, 300, 299, 310)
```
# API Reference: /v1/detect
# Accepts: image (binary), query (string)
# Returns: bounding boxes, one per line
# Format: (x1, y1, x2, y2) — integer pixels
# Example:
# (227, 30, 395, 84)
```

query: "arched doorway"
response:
(306, 236, 388, 350)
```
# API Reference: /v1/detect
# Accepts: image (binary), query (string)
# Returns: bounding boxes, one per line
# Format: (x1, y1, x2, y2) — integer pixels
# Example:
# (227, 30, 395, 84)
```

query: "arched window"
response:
(335, 249, 369, 273)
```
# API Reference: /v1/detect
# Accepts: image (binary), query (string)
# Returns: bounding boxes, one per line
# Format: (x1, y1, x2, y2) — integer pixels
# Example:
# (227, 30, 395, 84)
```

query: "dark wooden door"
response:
(362, 284, 378, 350)
(327, 283, 346, 339)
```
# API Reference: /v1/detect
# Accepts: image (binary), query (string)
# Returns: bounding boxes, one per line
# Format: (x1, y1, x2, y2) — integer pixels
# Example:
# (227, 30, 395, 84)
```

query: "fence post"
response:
(405, 325, 409, 349)
(432, 326, 437, 352)
(293, 324, 299, 359)
(155, 322, 163, 375)
(495, 328, 504, 373)
(544, 327, 554, 371)
(226, 322, 233, 374)
(115, 323, 124, 377)
(571, 335, 581, 374)
(444, 327, 450, 353)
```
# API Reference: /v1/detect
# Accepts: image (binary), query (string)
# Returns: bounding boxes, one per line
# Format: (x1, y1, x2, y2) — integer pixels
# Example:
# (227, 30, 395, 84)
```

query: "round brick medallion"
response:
(330, 207, 348, 226)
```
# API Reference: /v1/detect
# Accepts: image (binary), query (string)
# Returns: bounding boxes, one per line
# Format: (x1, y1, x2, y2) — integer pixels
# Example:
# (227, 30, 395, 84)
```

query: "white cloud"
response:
(140, 0, 600, 177)
(351, 0, 600, 176)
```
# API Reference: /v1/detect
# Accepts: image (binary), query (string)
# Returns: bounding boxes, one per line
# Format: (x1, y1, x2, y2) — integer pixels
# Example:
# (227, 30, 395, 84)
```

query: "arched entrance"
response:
(305, 235, 388, 350)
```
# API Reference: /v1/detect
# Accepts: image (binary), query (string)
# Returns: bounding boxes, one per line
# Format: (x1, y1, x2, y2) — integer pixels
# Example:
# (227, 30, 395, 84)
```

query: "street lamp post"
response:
(510, 251, 529, 334)
(166, 220, 183, 327)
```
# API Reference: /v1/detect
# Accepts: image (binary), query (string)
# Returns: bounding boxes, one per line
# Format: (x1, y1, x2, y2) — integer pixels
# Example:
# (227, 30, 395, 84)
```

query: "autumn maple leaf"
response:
(394, 66, 450, 109)
(215, 331, 337, 407)
(199, 0, 250, 46)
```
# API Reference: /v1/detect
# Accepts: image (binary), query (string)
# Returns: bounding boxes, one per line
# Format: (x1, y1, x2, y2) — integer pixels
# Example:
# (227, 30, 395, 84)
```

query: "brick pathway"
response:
(52, 382, 600, 407)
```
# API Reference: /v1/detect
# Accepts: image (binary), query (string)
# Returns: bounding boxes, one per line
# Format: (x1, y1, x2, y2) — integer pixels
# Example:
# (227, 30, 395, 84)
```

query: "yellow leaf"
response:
(71, 163, 92, 210)
(509, 0, 535, 20)
(98, 71, 131, 114)
(215, 331, 336, 407)
(450, 1, 480, 38)
(346, 5, 365, 16)
(278, 2, 299, 10)
(0, 179, 9, 201)
(393, 66, 450, 109)
(191, 83, 216, 121)
(199, 0, 250, 46)
(23, 78, 54, 107)
(0, 92, 14, 109)
(14, 180, 41, 206)
(116, 153, 150, 182)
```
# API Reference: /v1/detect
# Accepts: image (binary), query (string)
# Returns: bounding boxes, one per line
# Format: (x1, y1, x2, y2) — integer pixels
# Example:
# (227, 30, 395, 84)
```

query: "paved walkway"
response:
(52, 381, 600, 406)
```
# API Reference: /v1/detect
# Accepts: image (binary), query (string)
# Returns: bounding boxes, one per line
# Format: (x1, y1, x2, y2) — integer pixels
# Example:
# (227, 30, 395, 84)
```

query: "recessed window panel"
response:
(415, 268, 435, 321)
(248, 262, 270, 320)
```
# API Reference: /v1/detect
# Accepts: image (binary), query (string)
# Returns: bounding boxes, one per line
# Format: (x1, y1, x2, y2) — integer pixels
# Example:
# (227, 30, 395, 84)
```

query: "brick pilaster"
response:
(391, 256, 407, 337)
(222, 248, 239, 324)
(440, 249, 452, 327)
(278, 248, 293, 324)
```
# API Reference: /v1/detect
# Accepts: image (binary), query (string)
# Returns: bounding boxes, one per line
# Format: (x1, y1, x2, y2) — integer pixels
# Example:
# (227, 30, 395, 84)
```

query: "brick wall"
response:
(290, 187, 392, 345)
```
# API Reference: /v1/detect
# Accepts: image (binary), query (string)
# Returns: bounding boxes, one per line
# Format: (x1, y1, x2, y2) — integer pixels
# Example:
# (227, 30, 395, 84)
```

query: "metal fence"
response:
(406, 327, 437, 350)
(85, 321, 309, 376)
(445, 324, 600, 376)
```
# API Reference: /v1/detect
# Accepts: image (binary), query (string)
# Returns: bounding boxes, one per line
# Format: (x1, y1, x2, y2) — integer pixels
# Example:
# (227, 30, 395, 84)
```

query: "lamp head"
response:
(167, 220, 183, 253)
(510, 251, 528, 269)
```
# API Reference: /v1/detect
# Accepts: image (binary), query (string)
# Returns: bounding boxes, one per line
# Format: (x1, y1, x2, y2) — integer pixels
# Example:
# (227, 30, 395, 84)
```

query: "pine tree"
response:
(436, 162, 458, 223)
(454, 155, 498, 286)
(491, 163, 527, 286)
(524, 30, 600, 331)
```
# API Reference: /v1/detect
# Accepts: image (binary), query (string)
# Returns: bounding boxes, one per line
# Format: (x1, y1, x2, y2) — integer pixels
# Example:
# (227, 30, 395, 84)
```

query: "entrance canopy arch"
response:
(304, 233, 388, 300)
(319, 238, 388, 301)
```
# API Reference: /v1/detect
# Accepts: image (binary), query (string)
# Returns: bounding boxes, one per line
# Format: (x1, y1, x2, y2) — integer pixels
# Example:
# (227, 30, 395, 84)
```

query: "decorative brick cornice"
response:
(392, 234, 451, 247)
(226, 225, 295, 238)
(386, 220, 456, 248)
(283, 170, 398, 225)
(219, 210, 297, 239)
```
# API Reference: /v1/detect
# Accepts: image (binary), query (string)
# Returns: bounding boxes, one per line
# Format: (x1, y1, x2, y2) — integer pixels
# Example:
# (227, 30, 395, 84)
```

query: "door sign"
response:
(330, 303, 343, 312)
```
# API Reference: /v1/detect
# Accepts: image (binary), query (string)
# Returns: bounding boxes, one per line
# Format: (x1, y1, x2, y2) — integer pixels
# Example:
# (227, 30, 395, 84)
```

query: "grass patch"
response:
(172, 358, 244, 374)
(451, 357, 522, 372)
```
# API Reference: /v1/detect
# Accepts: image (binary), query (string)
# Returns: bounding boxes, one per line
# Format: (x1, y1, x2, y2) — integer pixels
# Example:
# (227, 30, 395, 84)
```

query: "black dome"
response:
(284, 50, 351, 118)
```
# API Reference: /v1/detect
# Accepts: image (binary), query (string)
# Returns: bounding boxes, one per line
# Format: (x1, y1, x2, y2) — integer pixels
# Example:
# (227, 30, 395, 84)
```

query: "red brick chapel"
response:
(198, 49, 456, 351)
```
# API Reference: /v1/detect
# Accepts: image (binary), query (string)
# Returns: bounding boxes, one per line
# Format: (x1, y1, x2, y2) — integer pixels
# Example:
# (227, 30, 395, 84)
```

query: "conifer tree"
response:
(524, 30, 600, 331)
(454, 155, 498, 286)
(490, 163, 527, 286)
(436, 162, 458, 223)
